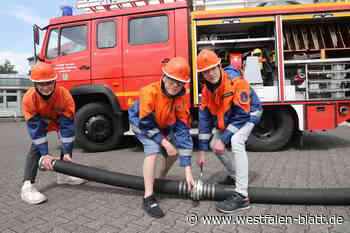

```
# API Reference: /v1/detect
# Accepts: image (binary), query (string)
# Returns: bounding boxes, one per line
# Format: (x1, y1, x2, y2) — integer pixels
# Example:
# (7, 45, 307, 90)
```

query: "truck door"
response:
(91, 17, 124, 106)
(122, 10, 175, 107)
(44, 21, 91, 89)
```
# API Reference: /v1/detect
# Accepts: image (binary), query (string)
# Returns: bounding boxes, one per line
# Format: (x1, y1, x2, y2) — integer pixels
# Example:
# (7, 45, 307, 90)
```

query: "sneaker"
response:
(216, 192, 250, 213)
(218, 175, 236, 186)
(21, 184, 47, 205)
(143, 195, 165, 218)
(57, 174, 86, 185)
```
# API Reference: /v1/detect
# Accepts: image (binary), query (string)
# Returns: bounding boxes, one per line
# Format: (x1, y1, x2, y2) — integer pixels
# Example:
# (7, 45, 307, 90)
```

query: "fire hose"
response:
(44, 159, 350, 205)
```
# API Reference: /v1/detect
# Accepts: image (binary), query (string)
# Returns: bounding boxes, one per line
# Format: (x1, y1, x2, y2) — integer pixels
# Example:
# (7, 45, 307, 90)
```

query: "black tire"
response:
(75, 102, 123, 152)
(247, 109, 295, 152)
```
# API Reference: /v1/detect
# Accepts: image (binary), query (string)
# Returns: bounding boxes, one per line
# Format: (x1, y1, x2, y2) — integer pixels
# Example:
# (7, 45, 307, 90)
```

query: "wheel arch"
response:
(263, 104, 300, 131)
(70, 84, 122, 115)
(290, 104, 303, 131)
(247, 104, 297, 151)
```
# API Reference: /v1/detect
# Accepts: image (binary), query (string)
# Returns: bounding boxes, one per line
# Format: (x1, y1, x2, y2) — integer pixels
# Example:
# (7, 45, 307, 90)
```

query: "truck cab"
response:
(36, 0, 190, 151)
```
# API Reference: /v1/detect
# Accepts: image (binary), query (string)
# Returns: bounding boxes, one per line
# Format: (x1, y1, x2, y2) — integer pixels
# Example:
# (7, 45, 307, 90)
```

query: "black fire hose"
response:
(51, 160, 350, 205)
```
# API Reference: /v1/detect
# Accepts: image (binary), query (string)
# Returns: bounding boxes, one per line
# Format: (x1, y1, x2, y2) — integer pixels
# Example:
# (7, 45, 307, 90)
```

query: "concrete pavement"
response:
(1, 122, 350, 233)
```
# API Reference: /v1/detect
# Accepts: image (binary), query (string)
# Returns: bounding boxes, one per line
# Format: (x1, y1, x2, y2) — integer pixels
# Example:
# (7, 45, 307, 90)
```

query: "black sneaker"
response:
(216, 192, 250, 213)
(143, 195, 165, 218)
(218, 175, 236, 186)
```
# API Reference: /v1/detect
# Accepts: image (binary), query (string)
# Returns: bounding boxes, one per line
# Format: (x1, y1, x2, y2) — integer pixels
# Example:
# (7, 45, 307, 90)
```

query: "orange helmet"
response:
(197, 49, 221, 72)
(162, 57, 190, 83)
(30, 62, 57, 82)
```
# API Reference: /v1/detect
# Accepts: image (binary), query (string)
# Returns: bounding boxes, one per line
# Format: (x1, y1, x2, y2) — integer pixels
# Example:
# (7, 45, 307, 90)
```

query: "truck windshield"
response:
(46, 24, 87, 59)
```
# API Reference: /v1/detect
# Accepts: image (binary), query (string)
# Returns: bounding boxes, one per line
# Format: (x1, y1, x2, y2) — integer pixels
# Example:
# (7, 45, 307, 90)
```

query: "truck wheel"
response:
(247, 109, 294, 151)
(75, 103, 123, 152)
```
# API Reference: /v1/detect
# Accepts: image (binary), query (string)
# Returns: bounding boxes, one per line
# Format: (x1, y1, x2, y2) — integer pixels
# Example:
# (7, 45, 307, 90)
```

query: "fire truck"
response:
(33, 0, 350, 152)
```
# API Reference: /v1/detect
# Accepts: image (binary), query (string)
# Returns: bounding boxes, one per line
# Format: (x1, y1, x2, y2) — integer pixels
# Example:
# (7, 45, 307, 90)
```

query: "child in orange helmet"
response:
(21, 62, 85, 205)
(197, 49, 262, 213)
(128, 57, 195, 218)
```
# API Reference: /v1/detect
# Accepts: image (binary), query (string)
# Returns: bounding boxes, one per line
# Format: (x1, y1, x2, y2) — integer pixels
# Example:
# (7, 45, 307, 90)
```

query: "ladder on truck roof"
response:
(193, 0, 306, 10)
(76, 0, 185, 12)
(194, 0, 350, 11)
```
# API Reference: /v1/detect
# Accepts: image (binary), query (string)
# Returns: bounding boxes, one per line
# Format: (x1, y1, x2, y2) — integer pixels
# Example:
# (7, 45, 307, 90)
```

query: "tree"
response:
(0, 60, 18, 74)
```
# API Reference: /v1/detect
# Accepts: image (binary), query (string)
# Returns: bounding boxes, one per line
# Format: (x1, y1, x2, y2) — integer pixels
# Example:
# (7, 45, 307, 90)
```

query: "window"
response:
(129, 15, 168, 45)
(46, 29, 59, 59)
(61, 25, 87, 55)
(97, 20, 116, 48)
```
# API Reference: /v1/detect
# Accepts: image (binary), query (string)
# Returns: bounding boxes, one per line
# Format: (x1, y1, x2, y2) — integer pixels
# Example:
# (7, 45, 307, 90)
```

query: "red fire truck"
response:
(33, 0, 350, 152)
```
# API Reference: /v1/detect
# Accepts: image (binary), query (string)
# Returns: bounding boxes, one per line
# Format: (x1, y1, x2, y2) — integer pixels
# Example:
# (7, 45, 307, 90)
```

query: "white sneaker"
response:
(57, 174, 86, 185)
(21, 184, 47, 205)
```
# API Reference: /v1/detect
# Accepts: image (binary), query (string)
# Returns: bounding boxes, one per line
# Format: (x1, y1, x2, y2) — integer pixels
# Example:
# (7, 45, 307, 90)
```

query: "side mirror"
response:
(33, 25, 40, 45)
(33, 24, 45, 62)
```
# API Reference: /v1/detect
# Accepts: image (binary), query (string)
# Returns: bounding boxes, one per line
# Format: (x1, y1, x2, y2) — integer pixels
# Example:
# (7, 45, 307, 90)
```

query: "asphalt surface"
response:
(1, 121, 350, 233)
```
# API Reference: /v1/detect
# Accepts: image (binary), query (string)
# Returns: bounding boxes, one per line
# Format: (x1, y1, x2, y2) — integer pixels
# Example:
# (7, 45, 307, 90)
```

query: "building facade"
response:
(0, 74, 31, 118)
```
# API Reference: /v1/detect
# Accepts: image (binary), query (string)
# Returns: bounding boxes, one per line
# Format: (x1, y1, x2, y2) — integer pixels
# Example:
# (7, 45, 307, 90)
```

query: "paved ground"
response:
(1, 121, 350, 233)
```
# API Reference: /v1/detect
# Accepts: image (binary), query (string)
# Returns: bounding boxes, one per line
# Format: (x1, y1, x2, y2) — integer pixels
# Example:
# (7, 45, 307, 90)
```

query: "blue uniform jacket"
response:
(128, 81, 193, 167)
(198, 66, 263, 151)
